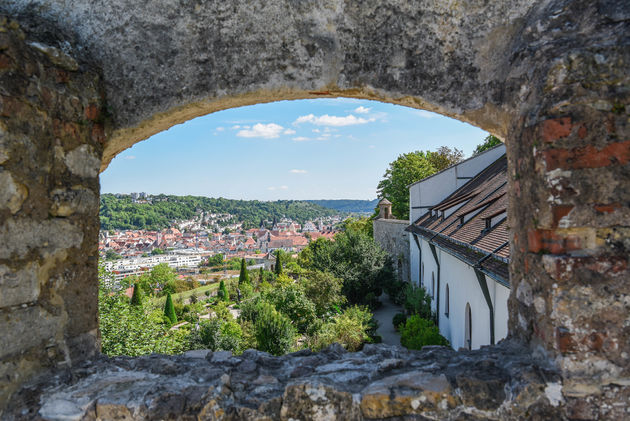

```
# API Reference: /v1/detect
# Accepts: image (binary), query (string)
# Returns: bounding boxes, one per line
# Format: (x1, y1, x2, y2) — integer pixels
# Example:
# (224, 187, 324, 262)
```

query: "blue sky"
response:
(101, 98, 489, 200)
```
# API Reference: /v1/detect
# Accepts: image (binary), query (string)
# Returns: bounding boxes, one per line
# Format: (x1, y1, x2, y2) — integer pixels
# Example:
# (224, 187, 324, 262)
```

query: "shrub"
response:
(392, 312, 407, 330)
(265, 284, 316, 334)
(254, 301, 296, 355)
(190, 318, 242, 353)
(403, 284, 433, 320)
(400, 315, 449, 350)
(308, 305, 372, 352)
(204, 290, 211, 297)
(189, 293, 198, 304)
(364, 292, 381, 311)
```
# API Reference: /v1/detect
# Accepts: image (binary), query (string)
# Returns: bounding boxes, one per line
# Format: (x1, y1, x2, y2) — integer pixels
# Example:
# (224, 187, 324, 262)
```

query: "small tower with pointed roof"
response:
(377, 198, 393, 219)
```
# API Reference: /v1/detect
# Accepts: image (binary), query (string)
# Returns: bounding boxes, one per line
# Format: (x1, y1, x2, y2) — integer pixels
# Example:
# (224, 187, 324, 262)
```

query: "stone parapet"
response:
(6, 343, 570, 420)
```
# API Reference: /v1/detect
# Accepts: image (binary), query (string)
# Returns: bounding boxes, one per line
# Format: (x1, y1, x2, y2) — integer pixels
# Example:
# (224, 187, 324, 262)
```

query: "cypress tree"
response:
(130, 283, 143, 307)
(239, 258, 250, 285)
(218, 280, 228, 301)
(164, 292, 177, 324)
(275, 253, 283, 276)
(259, 267, 264, 282)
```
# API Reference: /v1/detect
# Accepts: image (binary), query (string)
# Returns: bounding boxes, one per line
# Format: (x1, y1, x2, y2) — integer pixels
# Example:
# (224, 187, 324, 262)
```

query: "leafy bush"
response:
(299, 270, 345, 317)
(308, 305, 373, 352)
(265, 284, 316, 334)
(404, 284, 433, 321)
(392, 312, 407, 330)
(400, 315, 449, 350)
(190, 318, 242, 353)
(254, 301, 296, 355)
(384, 279, 407, 305)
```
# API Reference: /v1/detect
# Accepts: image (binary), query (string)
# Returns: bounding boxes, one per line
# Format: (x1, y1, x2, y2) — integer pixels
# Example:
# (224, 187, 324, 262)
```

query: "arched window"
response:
(431, 272, 435, 299)
(465, 303, 472, 350)
(445, 284, 449, 317)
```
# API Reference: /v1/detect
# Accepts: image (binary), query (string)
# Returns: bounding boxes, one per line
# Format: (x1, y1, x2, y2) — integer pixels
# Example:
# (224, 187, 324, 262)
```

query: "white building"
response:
(406, 145, 510, 350)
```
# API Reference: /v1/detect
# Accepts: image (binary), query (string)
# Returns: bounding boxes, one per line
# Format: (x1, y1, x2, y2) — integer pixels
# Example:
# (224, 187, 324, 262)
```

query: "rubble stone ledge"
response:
(6, 342, 564, 420)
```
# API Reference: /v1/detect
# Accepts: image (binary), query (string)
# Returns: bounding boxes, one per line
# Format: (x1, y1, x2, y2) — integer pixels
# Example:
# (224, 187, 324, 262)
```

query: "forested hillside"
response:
(306, 199, 378, 214)
(100, 194, 340, 231)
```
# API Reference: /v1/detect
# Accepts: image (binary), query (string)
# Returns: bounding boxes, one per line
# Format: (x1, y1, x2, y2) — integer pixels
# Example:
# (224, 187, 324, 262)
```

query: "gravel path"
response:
(373, 293, 403, 346)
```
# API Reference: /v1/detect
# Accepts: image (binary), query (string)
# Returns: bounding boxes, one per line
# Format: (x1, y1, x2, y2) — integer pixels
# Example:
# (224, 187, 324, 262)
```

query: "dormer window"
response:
(482, 211, 507, 234)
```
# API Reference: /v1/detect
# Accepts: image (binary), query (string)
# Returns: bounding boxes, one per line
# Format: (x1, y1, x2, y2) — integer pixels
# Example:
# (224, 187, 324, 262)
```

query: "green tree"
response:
(274, 252, 283, 276)
(164, 292, 177, 324)
(377, 147, 463, 219)
(299, 270, 345, 317)
(151, 248, 165, 255)
(218, 280, 228, 301)
(105, 249, 122, 261)
(207, 253, 224, 267)
(148, 263, 176, 294)
(473, 134, 502, 155)
(265, 284, 316, 334)
(239, 258, 250, 286)
(130, 283, 143, 307)
(300, 230, 395, 306)
(400, 315, 449, 349)
(254, 301, 296, 356)
(259, 267, 264, 282)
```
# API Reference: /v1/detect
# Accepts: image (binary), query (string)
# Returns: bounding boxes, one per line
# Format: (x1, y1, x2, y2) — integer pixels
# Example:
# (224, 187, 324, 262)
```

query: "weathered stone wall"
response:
(0, 18, 106, 407)
(373, 218, 410, 283)
(7, 343, 565, 420)
(0, 0, 628, 418)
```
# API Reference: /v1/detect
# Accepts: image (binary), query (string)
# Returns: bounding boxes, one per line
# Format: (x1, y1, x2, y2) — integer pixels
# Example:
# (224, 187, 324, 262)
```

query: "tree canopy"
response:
(100, 194, 340, 231)
(377, 147, 463, 219)
(473, 134, 503, 155)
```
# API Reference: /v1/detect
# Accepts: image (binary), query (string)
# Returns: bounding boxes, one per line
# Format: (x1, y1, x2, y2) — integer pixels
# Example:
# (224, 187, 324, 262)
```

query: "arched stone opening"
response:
(0, 0, 628, 417)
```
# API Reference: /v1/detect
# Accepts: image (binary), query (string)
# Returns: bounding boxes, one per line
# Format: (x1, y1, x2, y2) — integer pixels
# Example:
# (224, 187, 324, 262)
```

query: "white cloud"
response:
(292, 136, 311, 142)
(284, 128, 296, 135)
(237, 123, 284, 139)
(312, 129, 321, 133)
(290, 169, 307, 174)
(294, 114, 375, 127)
(123, 155, 136, 160)
(267, 186, 276, 191)
(412, 110, 437, 119)
(280, 185, 288, 190)
(231, 125, 241, 130)
(354, 106, 371, 114)
(268, 185, 289, 191)
(368, 145, 376, 149)
(216, 126, 225, 132)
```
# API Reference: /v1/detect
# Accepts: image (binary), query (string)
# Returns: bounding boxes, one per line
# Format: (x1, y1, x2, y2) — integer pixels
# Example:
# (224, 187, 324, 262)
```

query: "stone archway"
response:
(0, 0, 628, 418)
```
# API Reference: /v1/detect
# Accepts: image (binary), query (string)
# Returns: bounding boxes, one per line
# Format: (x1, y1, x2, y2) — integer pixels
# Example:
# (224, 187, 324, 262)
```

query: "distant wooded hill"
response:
(306, 199, 378, 214)
(100, 194, 341, 231)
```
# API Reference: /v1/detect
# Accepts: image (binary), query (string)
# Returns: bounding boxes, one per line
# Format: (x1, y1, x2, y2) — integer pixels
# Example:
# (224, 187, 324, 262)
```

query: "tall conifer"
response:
(164, 292, 177, 324)
(239, 258, 250, 285)
(130, 283, 143, 307)
(275, 253, 283, 276)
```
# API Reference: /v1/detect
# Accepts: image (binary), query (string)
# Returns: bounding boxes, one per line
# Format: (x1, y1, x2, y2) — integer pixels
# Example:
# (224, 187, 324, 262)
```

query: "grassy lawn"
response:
(150, 281, 224, 307)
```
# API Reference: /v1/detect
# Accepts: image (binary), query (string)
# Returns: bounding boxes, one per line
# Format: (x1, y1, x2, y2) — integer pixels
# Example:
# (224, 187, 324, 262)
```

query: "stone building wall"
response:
(373, 218, 410, 283)
(0, 19, 106, 406)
